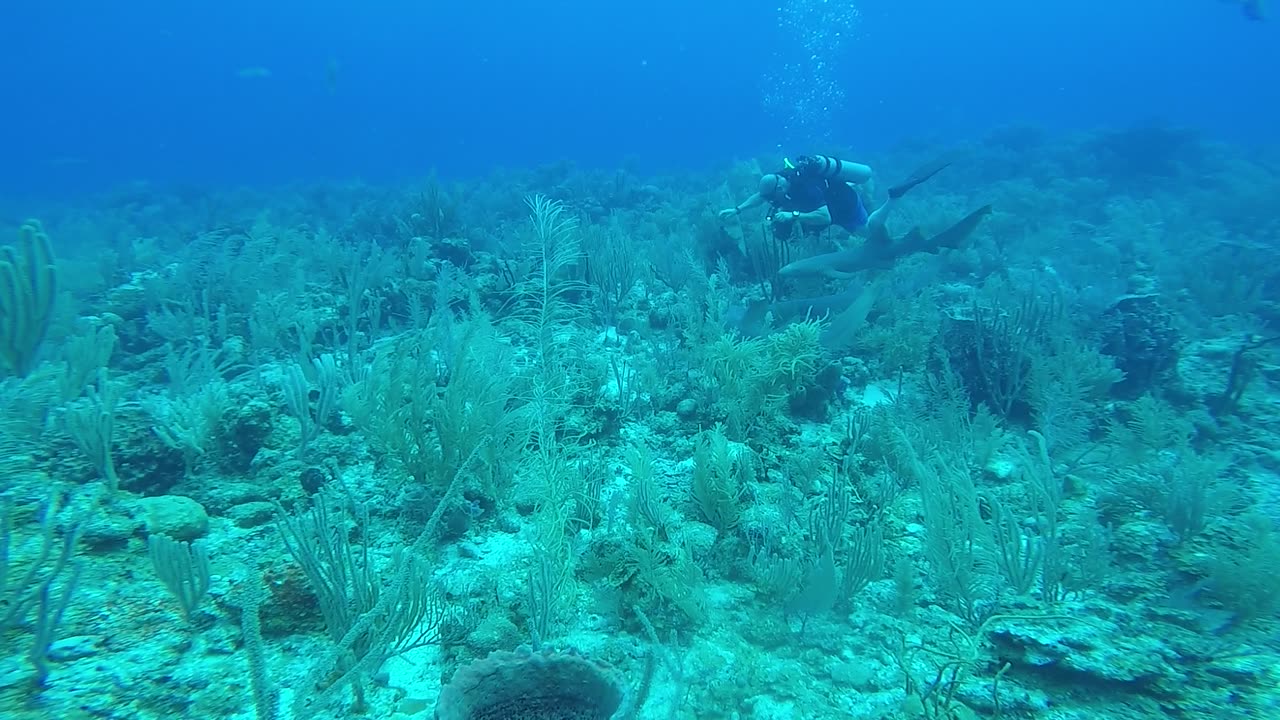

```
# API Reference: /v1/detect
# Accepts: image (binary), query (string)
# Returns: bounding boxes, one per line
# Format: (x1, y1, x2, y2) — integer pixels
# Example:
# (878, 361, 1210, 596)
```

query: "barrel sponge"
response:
(435, 647, 625, 720)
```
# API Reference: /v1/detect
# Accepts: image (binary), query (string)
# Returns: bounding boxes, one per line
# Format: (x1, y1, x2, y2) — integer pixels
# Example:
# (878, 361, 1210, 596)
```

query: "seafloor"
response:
(1, 126, 1278, 720)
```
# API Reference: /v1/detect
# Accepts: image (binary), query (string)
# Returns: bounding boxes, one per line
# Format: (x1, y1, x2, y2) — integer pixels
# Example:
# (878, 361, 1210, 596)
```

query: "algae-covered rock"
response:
(137, 495, 209, 540)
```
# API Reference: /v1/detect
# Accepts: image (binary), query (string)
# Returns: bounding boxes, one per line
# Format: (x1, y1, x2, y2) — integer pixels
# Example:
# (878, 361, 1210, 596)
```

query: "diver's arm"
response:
(734, 193, 769, 213)
(769, 205, 831, 232)
(791, 205, 833, 228)
(719, 192, 767, 220)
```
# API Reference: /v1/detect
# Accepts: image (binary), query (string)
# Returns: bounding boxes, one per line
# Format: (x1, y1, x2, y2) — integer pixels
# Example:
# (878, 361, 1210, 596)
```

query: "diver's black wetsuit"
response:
(771, 167, 869, 235)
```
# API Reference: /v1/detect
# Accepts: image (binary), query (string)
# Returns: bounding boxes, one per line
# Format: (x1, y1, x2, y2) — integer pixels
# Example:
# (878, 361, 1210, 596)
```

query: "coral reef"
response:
(2, 126, 1280, 720)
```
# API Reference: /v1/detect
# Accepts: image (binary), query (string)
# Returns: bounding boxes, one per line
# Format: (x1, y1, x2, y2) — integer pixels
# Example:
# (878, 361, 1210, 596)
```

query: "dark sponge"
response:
(436, 647, 625, 720)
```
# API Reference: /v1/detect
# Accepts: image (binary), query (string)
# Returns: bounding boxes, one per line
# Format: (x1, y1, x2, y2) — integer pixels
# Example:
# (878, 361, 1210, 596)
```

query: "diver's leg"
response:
(866, 196, 895, 233)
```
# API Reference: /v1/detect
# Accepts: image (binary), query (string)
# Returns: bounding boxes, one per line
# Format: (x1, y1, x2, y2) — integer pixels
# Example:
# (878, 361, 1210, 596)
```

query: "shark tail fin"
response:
(740, 299, 772, 337)
(931, 205, 994, 250)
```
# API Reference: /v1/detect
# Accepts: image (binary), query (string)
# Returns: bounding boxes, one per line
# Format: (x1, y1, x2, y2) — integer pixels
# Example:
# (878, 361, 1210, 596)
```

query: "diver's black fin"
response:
(888, 158, 952, 199)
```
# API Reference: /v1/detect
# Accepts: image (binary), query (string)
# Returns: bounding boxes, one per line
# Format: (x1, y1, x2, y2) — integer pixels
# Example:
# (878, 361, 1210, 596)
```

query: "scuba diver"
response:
(717, 154, 948, 240)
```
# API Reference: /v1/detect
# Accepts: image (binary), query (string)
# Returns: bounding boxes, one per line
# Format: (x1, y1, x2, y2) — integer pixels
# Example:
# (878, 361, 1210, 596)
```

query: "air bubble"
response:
(762, 0, 861, 147)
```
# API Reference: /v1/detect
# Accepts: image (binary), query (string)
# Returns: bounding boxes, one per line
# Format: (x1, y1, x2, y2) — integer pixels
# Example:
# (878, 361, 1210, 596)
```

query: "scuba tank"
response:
(790, 154, 865, 183)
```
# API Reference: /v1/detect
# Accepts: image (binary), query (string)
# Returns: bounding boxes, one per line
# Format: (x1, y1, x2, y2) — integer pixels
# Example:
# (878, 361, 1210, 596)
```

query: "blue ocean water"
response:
(1, 0, 1275, 195)
(3, 2, 1280, 720)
